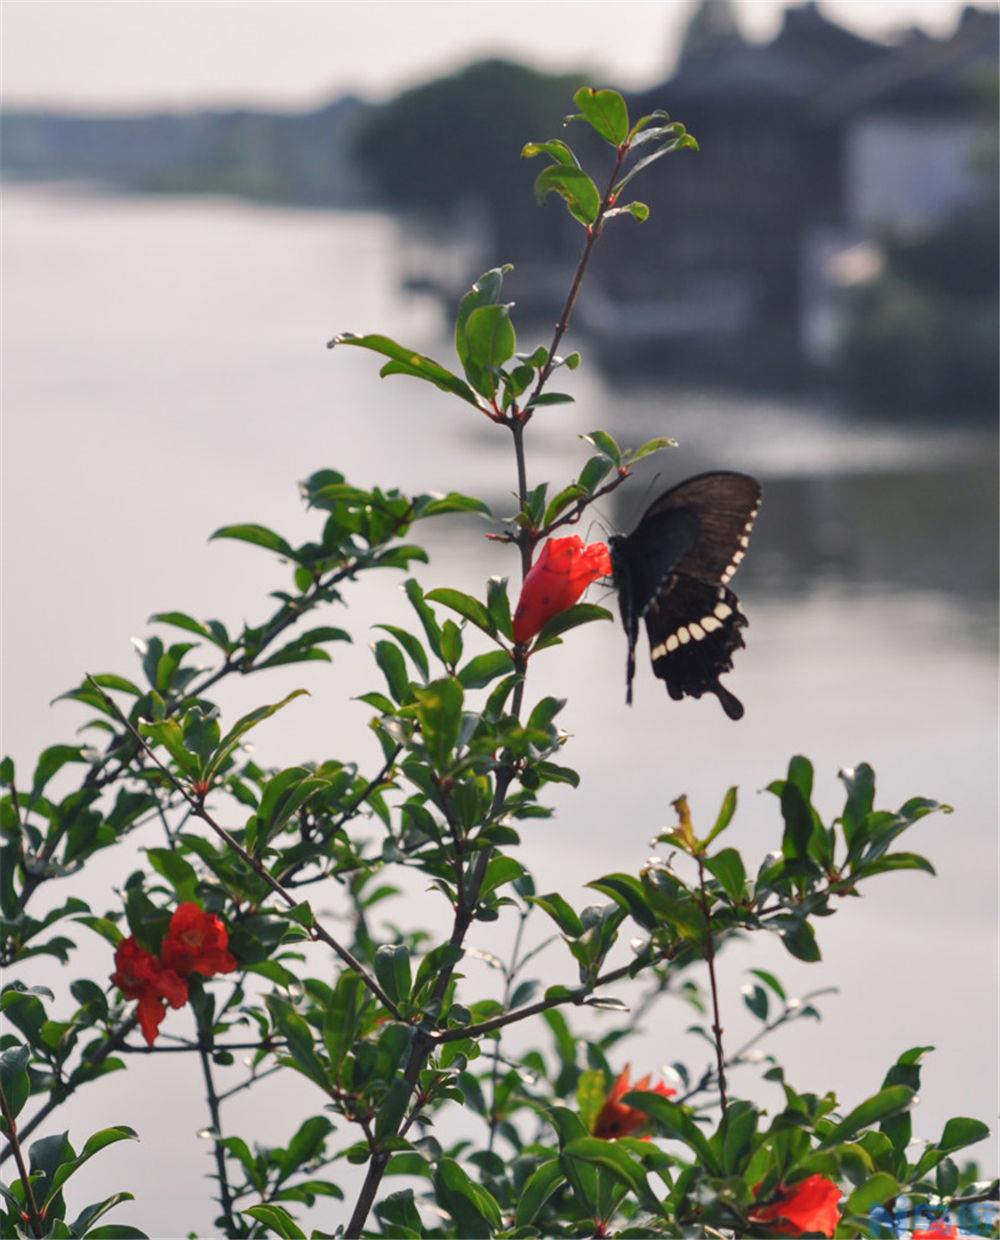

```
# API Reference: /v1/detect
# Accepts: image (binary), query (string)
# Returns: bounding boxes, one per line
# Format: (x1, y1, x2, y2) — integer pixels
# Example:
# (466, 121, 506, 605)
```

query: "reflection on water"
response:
(3, 186, 996, 1236)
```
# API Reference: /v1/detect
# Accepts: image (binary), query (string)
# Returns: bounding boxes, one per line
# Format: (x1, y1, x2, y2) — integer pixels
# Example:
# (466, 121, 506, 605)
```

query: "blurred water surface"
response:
(3, 186, 997, 1236)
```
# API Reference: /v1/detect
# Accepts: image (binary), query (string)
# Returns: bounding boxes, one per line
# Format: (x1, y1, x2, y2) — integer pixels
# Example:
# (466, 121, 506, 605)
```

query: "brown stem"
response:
(522, 145, 628, 421)
(697, 855, 728, 1117)
(345, 141, 629, 1240)
(197, 1037, 237, 1236)
(0, 1082, 44, 1237)
(85, 679, 403, 1021)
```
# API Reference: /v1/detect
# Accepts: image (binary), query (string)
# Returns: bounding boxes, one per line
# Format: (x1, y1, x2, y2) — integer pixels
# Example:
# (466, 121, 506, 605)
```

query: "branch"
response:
(86, 678, 404, 1022)
(438, 948, 675, 1043)
(197, 1037, 237, 1236)
(697, 855, 728, 1117)
(521, 145, 628, 423)
(539, 471, 632, 540)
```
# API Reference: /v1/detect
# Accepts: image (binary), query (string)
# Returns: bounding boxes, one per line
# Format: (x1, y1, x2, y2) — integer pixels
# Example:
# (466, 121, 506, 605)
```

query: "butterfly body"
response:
(609, 471, 761, 719)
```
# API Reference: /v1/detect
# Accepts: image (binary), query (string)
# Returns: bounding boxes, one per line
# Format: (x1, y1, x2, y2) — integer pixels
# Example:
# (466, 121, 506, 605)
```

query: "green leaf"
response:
(205, 690, 308, 782)
(721, 1101, 759, 1174)
(839, 763, 875, 847)
(534, 165, 601, 227)
(704, 848, 746, 904)
(576, 1069, 607, 1134)
(374, 639, 410, 703)
(821, 1086, 914, 1146)
(938, 1116, 990, 1154)
(533, 604, 612, 649)
(243, 1204, 306, 1239)
(587, 873, 657, 932)
(0, 1044, 31, 1122)
(403, 579, 443, 661)
(748, 968, 786, 1002)
(528, 391, 575, 407)
(528, 892, 584, 938)
(32, 745, 87, 796)
(424, 588, 493, 635)
(844, 1172, 898, 1217)
(521, 139, 580, 168)
(374, 945, 412, 1007)
(613, 133, 698, 195)
(375, 1188, 424, 1235)
(582, 430, 622, 465)
(780, 781, 813, 863)
(412, 677, 464, 771)
(458, 650, 514, 690)
(463, 304, 516, 398)
(433, 1158, 501, 1238)
(853, 852, 936, 879)
(561, 1137, 660, 1215)
(455, 265, 512, 366)
(515, 1158, 566, 1227)
(419, 492, 493, 520)
(606, 200, 650, 222)
(323, 972, 367, 1076)
(621, 1092, 721, 1174)
(328, 333, 480, 407)
(70, 1193, 139, 1236)
(479, 855, 526, 899)
(266, 997, 329, 1090)
(145, 848, 198, 903)
(210, 523, 295, 558)
(139, 718, 201, 780)
(47, 1126, 138, 1203)
(773, 917, 821, 963)
(571, 87, 629, 146)
(486, 577, 513, 641)
(704, 786, 738, 846)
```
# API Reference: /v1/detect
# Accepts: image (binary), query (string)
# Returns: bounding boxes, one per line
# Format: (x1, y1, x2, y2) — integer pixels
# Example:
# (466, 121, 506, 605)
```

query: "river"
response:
(2, 185, 996, 1236)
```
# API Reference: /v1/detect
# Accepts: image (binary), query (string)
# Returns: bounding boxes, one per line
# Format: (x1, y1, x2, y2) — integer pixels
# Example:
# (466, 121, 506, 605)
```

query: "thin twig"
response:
(697, 855, 728, 1117)
(85, 678, 404, 1021)
(438, 949, 675, 1043)
(217, 1064, 282, 1104)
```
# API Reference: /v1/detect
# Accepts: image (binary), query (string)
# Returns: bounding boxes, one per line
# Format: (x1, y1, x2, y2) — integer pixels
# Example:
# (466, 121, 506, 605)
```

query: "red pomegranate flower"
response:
(512, 535, 612, 644)
(749, 1174, 842, 1238)
(160, 902, 238, 978)
(111, 936, 188, 1046)
(592, 1064, 676, 1140)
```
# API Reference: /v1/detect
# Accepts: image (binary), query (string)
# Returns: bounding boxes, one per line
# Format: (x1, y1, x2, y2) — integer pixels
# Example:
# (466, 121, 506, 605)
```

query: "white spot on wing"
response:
(702, 615, 722, 633)
(666, 633, 680, 652)
(690, 622, 705, 640)
(678, 626, 691, 645)
(715, 602, 732, 620)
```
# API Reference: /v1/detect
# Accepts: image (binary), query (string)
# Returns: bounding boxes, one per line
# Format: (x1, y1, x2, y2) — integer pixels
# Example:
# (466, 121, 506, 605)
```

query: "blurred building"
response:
(585, 1, 998, 397)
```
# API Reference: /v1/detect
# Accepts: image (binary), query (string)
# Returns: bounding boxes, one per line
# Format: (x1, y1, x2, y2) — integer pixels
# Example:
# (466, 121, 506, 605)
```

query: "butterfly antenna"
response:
(623, 469, 663, 527)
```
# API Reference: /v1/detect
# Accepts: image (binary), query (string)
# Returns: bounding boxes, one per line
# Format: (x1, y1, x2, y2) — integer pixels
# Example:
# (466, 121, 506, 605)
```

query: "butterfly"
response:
(609, 471, 762, 720)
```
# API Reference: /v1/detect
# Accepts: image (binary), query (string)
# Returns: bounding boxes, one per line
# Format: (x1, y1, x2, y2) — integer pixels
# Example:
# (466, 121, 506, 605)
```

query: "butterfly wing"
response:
(644, 577, 748, 719)
(612, 471, 761, 716)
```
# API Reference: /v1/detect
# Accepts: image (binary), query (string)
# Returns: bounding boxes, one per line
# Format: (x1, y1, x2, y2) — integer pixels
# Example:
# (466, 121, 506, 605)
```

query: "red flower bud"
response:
(512, 535, 612, 644)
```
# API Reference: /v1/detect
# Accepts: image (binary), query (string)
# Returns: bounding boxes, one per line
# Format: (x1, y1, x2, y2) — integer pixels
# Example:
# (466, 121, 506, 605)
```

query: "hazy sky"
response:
(2, 0, 991, 113)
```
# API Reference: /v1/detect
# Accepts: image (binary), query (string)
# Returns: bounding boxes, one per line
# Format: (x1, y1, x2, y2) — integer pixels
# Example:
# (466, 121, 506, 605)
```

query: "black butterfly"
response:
(609, 471, 762, 720)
